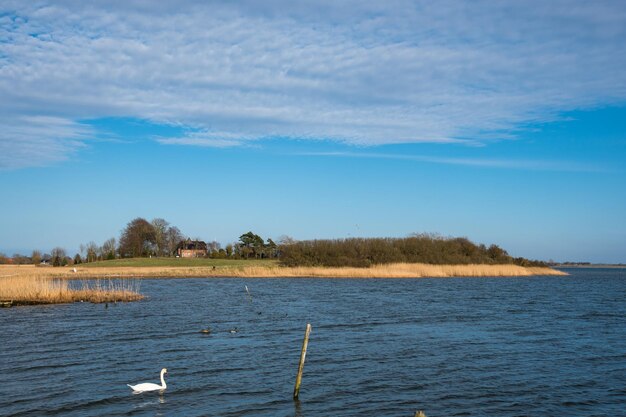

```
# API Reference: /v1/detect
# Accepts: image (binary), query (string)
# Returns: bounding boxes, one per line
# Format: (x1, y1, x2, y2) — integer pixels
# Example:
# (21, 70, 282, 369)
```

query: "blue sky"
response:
(1, 1, 625, 263)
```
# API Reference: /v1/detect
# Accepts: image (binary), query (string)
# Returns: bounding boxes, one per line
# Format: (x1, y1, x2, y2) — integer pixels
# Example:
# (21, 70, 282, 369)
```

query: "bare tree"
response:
(207, 241, 221, 255)
(278, 235, 297, 245)
(102, 238, 116, 260)
(165, 226, 184, 256)
(31, 250, 42, 265)
(151, 218, 170, 256)
(85, 241, 98, 263)
(51, 247, 67, 267)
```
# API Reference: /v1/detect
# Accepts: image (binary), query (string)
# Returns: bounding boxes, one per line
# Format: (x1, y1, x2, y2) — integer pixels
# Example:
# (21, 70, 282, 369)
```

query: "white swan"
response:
(127, 368, 168, 392)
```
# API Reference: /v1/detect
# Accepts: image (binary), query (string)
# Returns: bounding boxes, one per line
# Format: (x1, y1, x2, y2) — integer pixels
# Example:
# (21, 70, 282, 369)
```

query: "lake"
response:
(1, 268, 625, 416)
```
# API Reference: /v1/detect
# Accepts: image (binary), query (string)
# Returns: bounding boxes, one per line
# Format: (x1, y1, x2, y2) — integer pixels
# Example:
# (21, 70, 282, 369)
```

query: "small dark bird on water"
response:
(229, 327, 238, 334)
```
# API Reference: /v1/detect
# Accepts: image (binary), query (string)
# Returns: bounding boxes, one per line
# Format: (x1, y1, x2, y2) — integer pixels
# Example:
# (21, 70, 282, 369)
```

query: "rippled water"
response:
(1, 268, 625, 416)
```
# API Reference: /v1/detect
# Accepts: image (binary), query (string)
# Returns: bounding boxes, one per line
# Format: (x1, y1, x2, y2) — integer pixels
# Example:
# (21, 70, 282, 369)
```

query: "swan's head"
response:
(161, 368, 168, 375)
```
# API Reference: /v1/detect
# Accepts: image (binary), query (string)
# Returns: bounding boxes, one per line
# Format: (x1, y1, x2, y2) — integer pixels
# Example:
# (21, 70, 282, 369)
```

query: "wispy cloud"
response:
(0, 116, 92, 170)
(298, 151, 604, 173)
(156, 130, 260, 148)
(1, 1, 626, 168)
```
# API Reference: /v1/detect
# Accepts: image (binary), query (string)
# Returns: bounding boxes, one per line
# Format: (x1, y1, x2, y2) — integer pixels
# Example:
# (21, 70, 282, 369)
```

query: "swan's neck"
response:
(160, 372, 167, 389)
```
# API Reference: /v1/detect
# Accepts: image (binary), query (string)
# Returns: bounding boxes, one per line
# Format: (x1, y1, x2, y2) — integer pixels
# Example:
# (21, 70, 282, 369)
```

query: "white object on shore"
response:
(127, 368, 168, 392)
(72, 268, 77, 273)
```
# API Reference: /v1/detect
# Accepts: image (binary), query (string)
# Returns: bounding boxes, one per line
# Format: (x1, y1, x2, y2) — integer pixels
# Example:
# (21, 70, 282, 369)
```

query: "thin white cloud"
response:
(156, 137, 240, 148)
(1, 0, 626, 168)
(0, 116, 92, 169)
(156, 130, 256, 148)
(299, 151, 604, 173)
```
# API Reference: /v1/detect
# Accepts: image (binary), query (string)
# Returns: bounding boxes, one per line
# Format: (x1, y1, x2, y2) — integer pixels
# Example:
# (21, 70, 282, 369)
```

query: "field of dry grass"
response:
(0, 263, 565, 306)
(0, 270, 143, 305)
(0, 262, 566, 282)
(235, 263, 566, 278)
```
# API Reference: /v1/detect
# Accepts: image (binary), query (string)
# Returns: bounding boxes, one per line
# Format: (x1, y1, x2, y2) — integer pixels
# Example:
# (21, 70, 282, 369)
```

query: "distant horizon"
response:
(1, 1, 625, 264)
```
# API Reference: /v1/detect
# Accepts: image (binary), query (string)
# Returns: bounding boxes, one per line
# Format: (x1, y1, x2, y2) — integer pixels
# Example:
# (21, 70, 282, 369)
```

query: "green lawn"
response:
(81, 257, 278, 268)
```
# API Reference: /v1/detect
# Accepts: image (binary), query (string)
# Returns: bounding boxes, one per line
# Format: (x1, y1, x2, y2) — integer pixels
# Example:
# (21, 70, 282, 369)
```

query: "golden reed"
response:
(0, 271, 143, 304)
(234, 263, 566, 278)
(2, 263, 565, 283)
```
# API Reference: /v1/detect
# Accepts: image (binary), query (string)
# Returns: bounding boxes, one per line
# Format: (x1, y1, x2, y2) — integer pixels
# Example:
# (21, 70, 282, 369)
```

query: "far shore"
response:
(555, 264, 626, 269)
(1, 262, 566, 280)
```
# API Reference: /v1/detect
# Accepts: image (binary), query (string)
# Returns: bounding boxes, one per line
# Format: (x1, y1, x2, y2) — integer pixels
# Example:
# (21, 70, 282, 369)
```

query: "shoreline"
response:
(0, 263, 566, 306)
(555, 264, 625, 269)
(1, 263, 567, 280)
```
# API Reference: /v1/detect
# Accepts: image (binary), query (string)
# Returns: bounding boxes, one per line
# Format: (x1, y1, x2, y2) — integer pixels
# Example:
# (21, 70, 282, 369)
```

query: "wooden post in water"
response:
(293, 323, 312, 399)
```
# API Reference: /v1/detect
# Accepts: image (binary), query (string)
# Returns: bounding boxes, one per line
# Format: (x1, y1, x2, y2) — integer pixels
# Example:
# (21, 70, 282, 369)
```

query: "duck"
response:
(127, 368, 167, 393)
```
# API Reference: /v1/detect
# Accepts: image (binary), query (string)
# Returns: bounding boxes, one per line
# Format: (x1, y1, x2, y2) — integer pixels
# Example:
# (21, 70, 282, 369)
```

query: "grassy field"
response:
(82, 257, 278, 268)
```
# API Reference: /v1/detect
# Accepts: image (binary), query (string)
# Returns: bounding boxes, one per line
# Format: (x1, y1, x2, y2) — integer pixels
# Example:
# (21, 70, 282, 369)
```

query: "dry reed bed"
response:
(236, 263, 566, 278)
(0, 274, 143, 305)
(1, 263, 565, 281)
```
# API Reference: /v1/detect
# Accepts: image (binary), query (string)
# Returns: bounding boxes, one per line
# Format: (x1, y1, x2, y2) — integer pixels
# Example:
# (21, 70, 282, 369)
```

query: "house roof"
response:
(177, 239, 208, 251)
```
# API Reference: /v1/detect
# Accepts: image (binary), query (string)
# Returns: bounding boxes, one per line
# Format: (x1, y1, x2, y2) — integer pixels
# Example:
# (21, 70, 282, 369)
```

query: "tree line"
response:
(278, 234, 547, 267)
(0, 248, 72, 267)
(1, 220, 545, 267)
(0, 218, 281, 266)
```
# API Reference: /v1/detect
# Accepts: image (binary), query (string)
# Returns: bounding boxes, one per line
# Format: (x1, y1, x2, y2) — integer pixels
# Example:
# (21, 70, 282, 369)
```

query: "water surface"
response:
(1, 268, 625, 416)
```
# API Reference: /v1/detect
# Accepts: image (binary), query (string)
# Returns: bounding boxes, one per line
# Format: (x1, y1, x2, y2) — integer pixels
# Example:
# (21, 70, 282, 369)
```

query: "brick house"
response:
(176, 239, 208, 258)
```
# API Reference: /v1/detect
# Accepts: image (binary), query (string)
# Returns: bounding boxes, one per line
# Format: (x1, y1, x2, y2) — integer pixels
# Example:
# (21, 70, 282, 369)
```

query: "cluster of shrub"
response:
(278, 234, 547, 268)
